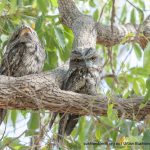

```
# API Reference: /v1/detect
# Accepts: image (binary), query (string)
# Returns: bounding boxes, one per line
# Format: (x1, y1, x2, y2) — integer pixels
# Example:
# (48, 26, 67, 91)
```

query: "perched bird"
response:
(57, 48, 100, 141)
(0, 25, 46, 124)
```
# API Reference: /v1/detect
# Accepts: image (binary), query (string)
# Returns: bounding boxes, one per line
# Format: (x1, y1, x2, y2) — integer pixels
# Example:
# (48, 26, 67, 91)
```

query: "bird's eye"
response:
(24, 32, 29, 36)
(91, 56, 97, 61)
(74, 59, 81, 62)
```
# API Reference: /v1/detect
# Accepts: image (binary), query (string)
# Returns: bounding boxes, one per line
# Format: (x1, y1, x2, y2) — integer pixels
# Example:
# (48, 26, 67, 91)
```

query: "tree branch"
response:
(58, 0, 82, 28)
(96, 17, 150, 48)
(58, 0, 150, 48)
(96, 23, 138, 47)
(0, 68, 149, 121)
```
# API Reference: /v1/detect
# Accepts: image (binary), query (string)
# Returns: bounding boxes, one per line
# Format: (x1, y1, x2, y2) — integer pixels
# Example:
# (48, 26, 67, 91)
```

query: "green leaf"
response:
(95, 125, 101, 140)
(35, 15, 44, 32)
(25, 130, 39, 136)
(144, 76, 150, 103)
(127, 135, 142, 142)
(9, 0, 17, 13)
(78, 117, 86, 145)
(20, 110, 28, 119)
(138, 0, 145, 9)
(17, 0, 23, 7)
(107, 104, 118, 121)
(11, 110, 17, 128)
(130, 67, 150, 76)
(0, 2, 5, 14)
(47, 51, 58, 69)
(65, 140, 81, 150)
(93, 9, 99, 21)
(143, 92, 150, 104)
(138, 11, 144, 23)
(54, 27, 72, 61)
(139, 103, 147, 109)
(120, 4, 127, 23)
(37, 0, 47, 13)
(27, 112, 40, 130)
(54, 27, 65, 49)
(133, 44, 142, 60)
(50, 0, 58, 7)
(146, 76, 150, 90)
(45, 27, 58, 50)
(1, 137, 29, 150)
(130, 9, 136, 24)
(137, 78, 146, 94)
(142, 129, 150, 150)
(143, 43, 150, 68)
(63, 25, 74, 47)
(133, 80, 139, 95)
(100, 116, 114, 127)
(107, 104, 113, 119)
(89, 0, 96, 7)
(105, 77, 113, 88)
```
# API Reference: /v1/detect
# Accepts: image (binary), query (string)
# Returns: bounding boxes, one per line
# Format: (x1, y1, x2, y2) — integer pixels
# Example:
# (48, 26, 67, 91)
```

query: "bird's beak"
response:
(84, 60, 90, 68)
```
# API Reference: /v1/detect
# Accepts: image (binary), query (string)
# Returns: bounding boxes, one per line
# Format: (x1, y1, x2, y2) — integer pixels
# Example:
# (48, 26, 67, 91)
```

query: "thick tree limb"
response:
(58, 0, 82, 28)
(0, 0, 149, 127)
(58, 0, 150, 48)
(96, 18, 150, 48)
(0, 68, 149, 121)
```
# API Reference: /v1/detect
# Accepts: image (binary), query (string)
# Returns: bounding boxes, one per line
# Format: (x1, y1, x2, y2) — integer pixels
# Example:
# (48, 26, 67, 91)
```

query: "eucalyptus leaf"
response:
(143, 43, 150, 68)
(27, 112, 40, 130)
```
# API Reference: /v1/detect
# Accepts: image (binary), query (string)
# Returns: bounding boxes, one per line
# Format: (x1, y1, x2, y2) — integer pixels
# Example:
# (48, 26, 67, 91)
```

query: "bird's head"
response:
(5, 25, 43, 54)
(70, 48, 99, 69)
(8, 25, 40, 45)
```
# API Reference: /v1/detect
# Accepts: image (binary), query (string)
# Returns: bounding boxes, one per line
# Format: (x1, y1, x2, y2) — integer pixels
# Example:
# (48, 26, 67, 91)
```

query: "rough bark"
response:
(0, 70, 148, 121)
(0, 0, 150, 123)
(58, 0, 100, 139)
(58, 0, 150, 49)
(96, 16, 150, 48)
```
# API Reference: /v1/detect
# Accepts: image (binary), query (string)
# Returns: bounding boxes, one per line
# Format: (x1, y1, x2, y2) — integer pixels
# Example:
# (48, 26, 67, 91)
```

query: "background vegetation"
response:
(0, 0, 150, 149)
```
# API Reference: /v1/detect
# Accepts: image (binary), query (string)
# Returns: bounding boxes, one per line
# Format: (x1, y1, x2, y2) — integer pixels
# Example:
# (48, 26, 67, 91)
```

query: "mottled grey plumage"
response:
(0, 25, 46, 124)
(58, 48, 100, 141)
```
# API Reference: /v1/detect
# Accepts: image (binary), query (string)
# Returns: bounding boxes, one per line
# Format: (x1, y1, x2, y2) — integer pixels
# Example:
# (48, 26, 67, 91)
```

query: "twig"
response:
(111, 0, 115, 34)
(98, 2, 108, 22)
(0, 118, 7, 141)
(0, 130, 26, 149)
(101, 74, 117, 80)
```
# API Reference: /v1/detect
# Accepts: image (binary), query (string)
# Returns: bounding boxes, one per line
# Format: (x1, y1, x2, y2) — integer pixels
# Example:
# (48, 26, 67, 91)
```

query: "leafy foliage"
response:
(0, 0, 149, 149)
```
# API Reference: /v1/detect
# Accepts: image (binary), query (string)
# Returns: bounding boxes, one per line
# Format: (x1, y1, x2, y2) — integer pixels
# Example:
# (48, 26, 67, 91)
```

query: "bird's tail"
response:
(58, 114, 79, 142)
(49, 112, 58, 129)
